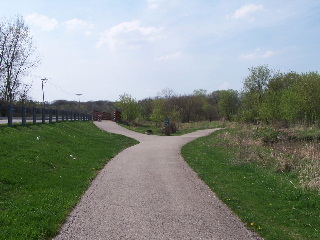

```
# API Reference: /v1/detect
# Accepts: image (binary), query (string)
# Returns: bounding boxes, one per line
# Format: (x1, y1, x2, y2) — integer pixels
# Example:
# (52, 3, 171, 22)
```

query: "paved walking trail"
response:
(55, 121, 262, 240)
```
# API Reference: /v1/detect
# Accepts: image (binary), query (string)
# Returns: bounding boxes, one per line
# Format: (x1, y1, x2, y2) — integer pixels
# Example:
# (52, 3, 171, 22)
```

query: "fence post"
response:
(56, 109, 59, 122)
(33, 107, 37, 124)
(22, 106, 26, 126)
(49, 109, 53, 124)
(8, 104, 13, 127)
(42, 108, 45, 124)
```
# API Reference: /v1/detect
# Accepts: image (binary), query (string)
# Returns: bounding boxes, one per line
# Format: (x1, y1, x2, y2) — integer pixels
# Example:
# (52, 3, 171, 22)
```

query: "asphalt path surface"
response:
(54, 121, 262, 240)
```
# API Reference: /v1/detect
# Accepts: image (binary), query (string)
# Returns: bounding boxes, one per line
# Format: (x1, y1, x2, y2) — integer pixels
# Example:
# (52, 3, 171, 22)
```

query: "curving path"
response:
(54, 121, 262, 240)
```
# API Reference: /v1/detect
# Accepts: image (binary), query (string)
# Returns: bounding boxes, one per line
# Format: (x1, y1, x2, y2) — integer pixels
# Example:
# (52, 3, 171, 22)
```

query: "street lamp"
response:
(76, 94, 82, 112)
(41, 78, 48, 106)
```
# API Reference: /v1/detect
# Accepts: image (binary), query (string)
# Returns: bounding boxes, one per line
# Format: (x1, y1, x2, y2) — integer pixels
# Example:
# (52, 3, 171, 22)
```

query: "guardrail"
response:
(0, 103, 93, 127)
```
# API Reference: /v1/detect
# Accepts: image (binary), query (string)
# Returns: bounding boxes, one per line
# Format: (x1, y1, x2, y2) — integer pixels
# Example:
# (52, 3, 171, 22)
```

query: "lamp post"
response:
(41, 78, 48, 124)
(76, 93, 82, 112)
(41, 78, 48, 106)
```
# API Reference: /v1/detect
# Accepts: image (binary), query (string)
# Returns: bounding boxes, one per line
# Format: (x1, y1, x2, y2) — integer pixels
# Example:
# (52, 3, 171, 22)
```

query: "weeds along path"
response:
(55, 120, 261, 240)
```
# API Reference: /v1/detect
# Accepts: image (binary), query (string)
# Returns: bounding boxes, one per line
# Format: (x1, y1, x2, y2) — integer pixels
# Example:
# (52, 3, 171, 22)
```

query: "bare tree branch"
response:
(0, 16, 40, 103)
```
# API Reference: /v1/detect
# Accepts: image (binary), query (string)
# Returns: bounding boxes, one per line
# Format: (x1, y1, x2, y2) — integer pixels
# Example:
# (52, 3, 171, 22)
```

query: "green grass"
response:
(182, 129, 320, 240)
(0, 121, 138, 240)
(120, 120, 227, 136)
(119, 122, 164, 135)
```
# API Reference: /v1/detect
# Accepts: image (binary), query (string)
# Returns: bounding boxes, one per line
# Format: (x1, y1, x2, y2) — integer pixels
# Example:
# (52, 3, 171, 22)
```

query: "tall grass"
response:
(218, 124, 320, 191)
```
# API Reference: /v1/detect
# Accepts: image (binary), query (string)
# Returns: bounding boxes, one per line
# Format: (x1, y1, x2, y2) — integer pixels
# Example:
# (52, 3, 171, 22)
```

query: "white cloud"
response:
(239, 48, 278, 60)
(228, 4, 263, 21)
(155, 52, 182, 61)
(96, 20, 163, 50)
(25, 13, 58, 31)
(64, 18, 93, 35)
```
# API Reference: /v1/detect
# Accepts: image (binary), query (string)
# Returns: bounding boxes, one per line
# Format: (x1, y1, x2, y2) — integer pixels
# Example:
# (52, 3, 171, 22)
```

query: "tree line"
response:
(116, 66, 320, 126)
(0, 99, 116, 117)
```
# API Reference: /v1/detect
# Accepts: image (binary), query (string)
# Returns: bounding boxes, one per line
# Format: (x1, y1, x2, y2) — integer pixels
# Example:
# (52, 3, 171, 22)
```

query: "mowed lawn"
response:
(0, 121, 137, 240)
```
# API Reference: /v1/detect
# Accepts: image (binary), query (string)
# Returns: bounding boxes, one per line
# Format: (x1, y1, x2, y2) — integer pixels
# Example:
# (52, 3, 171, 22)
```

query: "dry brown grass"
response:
(218, 124, 320, 191)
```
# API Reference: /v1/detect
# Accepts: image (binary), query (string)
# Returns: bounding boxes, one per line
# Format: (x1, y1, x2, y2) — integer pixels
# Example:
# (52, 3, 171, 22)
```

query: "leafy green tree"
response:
(218, 89, 239, 121)
(279, 88, 302, 123)
(241, 65, 273, 122)
(150, 98, 166, 124)
(115, 93, 140, 122)
(259, 72, 300, 123)
(293, 72, 320, 124)
(243, 65, 271, 98)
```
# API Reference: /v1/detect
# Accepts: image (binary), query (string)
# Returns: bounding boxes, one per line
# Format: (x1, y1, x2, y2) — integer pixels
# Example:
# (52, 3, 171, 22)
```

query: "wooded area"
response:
(117, 66, 320, 126)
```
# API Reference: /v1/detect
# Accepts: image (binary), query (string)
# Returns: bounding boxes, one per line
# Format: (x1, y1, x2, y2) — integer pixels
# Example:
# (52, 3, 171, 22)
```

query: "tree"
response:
(158, 88, 176, 100)
(193, 89, 207, 96)
(138, 97, 153, 121)
(0, 16, 40, 103)
(243, 65, 272, 98)
(202, 101, 216, 121)
(192, 89, 209, 121)
(292, 72, 320, 124)
(115, 93, 141, 122)
(150, 98, 166, 124)
(241, 65, 273, 122)
(259, 71, 300, 123)
(218, 89, 239, 121)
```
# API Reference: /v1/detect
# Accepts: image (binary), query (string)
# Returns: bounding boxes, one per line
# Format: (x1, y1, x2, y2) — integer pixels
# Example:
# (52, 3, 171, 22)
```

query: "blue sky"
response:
(1, 0, 319, 102)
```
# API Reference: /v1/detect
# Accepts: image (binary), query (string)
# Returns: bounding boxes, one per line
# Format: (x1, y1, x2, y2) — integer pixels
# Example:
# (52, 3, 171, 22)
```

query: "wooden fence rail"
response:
(0, 103, 93, 127)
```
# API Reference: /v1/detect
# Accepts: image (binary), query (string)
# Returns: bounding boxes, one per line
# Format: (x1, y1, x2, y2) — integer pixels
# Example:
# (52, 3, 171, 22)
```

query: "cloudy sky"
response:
(1, 0, 319, 102)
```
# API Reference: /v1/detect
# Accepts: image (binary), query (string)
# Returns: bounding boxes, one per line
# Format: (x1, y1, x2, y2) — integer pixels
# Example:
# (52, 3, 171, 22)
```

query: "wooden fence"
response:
(92, 110, 112, 121)
(0, 103, 93, 127)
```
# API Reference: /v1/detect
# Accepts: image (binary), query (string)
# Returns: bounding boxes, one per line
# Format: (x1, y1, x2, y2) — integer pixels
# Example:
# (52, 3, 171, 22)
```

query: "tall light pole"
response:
(76, 93, 82, 112)
(41, 78, 48, 106)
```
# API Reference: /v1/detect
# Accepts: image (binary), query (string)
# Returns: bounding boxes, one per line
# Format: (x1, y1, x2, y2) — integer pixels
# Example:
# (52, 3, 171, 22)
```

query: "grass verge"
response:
(182, 129, 320, 240)
(0, 121, 137, 240)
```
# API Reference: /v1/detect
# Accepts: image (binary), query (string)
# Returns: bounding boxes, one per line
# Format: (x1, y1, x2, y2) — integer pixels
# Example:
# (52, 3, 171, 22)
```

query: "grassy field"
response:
(0, 121, 137, 240)
(182, 127, 320, 240)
